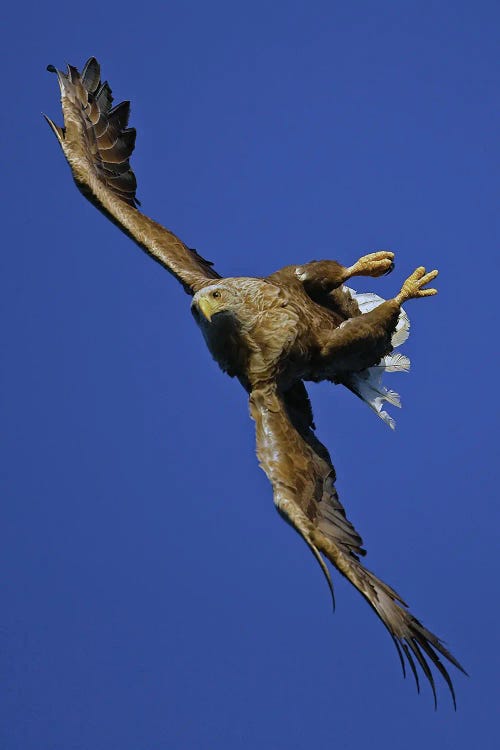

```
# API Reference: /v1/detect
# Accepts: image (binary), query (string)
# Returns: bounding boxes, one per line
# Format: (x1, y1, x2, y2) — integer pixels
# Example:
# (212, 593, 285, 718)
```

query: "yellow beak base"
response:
(198, 297, 214, 322)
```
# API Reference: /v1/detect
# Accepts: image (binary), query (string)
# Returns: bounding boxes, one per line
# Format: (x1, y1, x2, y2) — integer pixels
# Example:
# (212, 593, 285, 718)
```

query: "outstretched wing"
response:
(44, 57, 220, 294)
(250, 382, 465, 707)
(281, 382, 367, 572)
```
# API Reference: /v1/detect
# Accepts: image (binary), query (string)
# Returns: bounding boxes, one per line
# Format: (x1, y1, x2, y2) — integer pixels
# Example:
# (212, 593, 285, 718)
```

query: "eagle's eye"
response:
(212, 290, 221, 299)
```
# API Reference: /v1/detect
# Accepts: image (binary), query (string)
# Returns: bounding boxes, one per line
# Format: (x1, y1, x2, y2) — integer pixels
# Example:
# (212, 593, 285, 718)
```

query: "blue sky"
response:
(2, 1, 499, 747)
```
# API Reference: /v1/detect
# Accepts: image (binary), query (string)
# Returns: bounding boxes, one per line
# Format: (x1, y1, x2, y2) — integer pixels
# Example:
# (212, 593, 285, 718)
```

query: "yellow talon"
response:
(396, 267, 439, 305)
(347, 250, 395, 279)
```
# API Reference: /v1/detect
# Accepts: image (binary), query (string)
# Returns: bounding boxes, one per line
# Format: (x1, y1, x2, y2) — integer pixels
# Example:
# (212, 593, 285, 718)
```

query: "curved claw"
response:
(383, 260, 395, 276)
(347, 250, 395, 279)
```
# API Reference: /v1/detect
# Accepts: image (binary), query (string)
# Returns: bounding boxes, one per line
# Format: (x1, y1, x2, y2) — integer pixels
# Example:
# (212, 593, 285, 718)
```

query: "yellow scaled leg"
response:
(346, 250, 395, 279)
(395, 266, 439, 305)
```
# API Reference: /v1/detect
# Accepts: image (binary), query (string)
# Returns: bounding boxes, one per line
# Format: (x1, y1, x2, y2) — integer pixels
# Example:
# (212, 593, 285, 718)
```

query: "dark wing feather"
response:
(283, 382, 366, 562)
(44, 58, 220, 294)
(250, 383, 465, 707)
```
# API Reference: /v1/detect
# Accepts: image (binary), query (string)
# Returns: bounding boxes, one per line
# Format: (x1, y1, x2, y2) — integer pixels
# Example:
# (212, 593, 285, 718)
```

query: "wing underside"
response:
(45, 57, 220, 293)
(250, 382, 465, 707)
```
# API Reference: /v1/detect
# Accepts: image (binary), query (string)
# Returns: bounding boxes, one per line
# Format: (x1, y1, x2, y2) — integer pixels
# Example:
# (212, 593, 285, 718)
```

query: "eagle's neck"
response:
(197, 310, 251, 378)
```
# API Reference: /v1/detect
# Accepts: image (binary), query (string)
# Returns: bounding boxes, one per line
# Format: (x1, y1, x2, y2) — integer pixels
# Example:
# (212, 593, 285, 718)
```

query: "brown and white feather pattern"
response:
(46, 58, 465, 708)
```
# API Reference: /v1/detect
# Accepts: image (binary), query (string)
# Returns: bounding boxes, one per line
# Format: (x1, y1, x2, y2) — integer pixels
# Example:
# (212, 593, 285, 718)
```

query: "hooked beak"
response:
(197, 297, 215, 322)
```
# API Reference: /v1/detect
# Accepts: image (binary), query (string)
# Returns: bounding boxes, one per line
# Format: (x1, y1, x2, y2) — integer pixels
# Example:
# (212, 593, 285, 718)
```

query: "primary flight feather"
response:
(45, 57, 465, 707)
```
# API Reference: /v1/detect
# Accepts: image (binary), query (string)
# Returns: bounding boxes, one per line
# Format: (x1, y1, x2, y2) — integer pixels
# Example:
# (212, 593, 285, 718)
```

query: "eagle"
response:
(45, 57, 465, 707)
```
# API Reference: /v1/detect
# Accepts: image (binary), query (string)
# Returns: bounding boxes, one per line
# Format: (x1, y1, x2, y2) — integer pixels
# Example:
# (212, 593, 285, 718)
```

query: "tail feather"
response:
(344, 369, 404, 430)
(382, 352, 410, 372)
(342, 286, 411, 429)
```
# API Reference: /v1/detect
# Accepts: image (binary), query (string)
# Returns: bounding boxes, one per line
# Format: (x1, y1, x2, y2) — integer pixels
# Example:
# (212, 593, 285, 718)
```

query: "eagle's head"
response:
(191, 282, 240, 325)
(190, 281, 254, 377)
(191, 278, 270, 328)
(190, 278, 274, 378)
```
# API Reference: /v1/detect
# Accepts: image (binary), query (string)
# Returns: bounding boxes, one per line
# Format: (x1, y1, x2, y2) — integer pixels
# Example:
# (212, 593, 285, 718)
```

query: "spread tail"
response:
(342, 287, 411, 429)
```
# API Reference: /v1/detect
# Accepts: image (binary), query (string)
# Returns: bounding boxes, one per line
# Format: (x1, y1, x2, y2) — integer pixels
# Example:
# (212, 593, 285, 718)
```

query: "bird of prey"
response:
(45, 57, 465, 707)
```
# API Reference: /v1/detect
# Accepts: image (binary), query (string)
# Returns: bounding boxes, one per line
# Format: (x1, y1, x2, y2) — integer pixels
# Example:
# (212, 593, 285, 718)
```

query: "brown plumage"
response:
(45, 57, 465, 707)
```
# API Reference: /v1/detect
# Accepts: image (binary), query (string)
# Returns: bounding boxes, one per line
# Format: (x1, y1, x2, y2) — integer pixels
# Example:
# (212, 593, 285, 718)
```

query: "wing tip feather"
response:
(42, 113, 64, 143)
